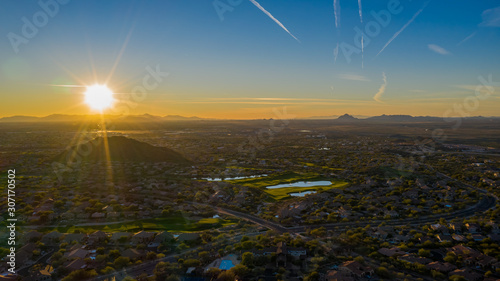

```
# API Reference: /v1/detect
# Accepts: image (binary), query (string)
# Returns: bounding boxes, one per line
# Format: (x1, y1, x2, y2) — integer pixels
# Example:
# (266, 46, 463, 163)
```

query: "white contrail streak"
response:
(333, 0, 340, 28)
(373, 72, 387, 103)
(248, 0, 300, 42)
(457, 31, 476, 46)
(358, 0, 363, 23)
(376, 2, 429, 57)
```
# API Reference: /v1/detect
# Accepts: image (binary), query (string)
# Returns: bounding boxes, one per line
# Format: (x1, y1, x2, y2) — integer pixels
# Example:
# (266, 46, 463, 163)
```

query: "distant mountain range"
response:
(55, 136, 191, 164)
(0, 114, 205, 122)
(1, 113, 499, 122)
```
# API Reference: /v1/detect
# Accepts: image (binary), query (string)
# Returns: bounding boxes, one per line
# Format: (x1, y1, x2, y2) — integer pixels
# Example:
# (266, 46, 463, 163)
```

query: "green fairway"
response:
(40, 214, 238, 234)
(226, 172, 349, 200)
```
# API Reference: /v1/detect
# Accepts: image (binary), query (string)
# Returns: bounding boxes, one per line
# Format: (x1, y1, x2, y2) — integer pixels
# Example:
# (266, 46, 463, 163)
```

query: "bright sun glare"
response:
(84, 84, 115, 111)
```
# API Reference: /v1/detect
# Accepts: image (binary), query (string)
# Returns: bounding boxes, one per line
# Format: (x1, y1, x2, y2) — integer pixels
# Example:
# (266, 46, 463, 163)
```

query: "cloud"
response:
(373, 72, 387, 103)
(248, 0, 300, 42)
(376, 2, 429, 57)
(457, 31, 476, 46)
(333, 0, 341, 28)
(480, 6, 500, 27)
(428, 44, 451, 55)
(338, 73, 370, 82)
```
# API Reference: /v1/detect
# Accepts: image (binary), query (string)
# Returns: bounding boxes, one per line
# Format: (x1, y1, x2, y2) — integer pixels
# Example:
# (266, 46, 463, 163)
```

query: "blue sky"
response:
(1, 0, 499, 118)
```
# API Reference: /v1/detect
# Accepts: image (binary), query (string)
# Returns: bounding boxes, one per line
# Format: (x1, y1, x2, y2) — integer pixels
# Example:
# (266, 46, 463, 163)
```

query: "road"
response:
(89, 171, 497, 280)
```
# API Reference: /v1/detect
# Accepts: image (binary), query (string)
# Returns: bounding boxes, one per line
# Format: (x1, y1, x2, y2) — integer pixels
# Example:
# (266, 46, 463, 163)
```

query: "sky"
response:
(1, 0, 500, 119)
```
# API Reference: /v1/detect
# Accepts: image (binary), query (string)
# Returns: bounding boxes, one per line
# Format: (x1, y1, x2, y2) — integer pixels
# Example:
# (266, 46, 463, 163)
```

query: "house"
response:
(60, 212, 75, 220)
(88, 231, 107, 245)
(110, 232, 132, 243)
(16, 243, 37, 267)
(378, 247, 406, 257)
(177, 233, 200, 242)
(471, 234, 486, 241)
(466, 223, 480, 233)
(448, 222, 464, 233)
(448, 268, 482, 281)
(148, 231, 174, 248)
(452, 234, 467, 242)
(65, 248, 89, 259)
(488, 234, 500, 242)
(251, 247, 277, 257)
(91, 212, 105, 219)
(276, 242, 287, 267)
(131, 231, 155, 245)
(338, 261, 373, 278)
(475, 255, 497, 268)
(122, 248, 147, 260)
(437, 234, 453, 243)
(62, 233, 86, 244)
(41, 231, 63, 244)
(64, 258, 86, 271)
(22, 231, 43, 243)
(326, 270, 355, 281)
(288, 246, 307, 259)
(398, 254, 432, 265)
(431, 224, 448, 233)
(449, 245, 480, 258)
(426, 261, 457, 273)
(26, 268, 52, 281)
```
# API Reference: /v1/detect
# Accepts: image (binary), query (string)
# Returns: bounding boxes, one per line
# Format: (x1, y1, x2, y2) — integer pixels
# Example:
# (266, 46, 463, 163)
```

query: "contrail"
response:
(248, 0, 300, 42)
(375, 2, 429, 57)
(457, 31, 476, 46)
(373, 72, 387, 103)
(333, 0, 340, 28)
(358, 0, 363, 23)
(333, 43, 339, 64)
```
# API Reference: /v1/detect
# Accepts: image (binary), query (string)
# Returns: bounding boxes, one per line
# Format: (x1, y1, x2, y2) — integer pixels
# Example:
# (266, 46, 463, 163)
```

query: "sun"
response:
(84, 84, 115, 111)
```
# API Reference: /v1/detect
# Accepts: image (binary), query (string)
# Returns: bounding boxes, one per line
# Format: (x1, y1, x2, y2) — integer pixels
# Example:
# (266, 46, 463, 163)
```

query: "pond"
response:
(289, 191, 317, 197)
(266, 181, 332, 189)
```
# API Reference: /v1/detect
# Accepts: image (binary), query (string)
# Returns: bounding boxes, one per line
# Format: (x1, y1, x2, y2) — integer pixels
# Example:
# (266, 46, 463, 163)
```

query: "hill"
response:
(56, 136, 191, 164)
(337, 113, 358, 121)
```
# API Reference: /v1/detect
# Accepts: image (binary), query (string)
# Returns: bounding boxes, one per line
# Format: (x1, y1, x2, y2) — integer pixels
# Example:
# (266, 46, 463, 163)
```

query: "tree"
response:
(166, 275, 181, 281)
(206, 267, 221, 278)
(304, 271, 320, 281)
(418, 248, 431, 258)
(241, 252, 254, 266)
(61, 269, 98, 281)
(183, 259, 201, 268)
(449, 275, 467, 281)
(231, 264, 249, 277)
(147, 251, 158, 260)
(114, 256, 131, 269)
(354, 256, 365, 264)
(217, 270, 236, 281)
(198, 251, 210, 264)
(101, 266, 115, 275)
(375, 267, 391, 278)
